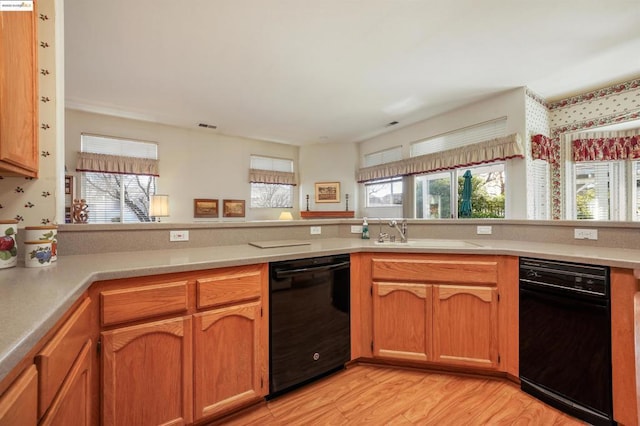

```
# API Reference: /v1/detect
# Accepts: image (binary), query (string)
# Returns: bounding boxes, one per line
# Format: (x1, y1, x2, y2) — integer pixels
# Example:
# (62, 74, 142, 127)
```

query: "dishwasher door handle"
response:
(274, 261, 350, 279)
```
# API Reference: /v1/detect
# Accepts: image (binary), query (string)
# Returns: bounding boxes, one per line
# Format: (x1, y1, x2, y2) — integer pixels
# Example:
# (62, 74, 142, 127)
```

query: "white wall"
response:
(298, 142, 360, 216)
(65, 109, 299, 222)
(357, 87, 528, 219)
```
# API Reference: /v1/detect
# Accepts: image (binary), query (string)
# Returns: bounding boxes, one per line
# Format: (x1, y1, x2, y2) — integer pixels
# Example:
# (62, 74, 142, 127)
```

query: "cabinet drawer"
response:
(197, 266, 262, 309)
(35, 297, 91, 419)
(372, 258, 498, 284)
(101, 281, 188, 326)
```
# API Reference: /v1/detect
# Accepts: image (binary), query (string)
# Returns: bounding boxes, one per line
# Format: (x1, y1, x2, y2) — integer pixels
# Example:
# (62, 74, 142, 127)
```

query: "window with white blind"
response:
(531, 160, 549, 220)
(634, 161, 640, 221)
(410, 117, 507, 157)
(572, 161, 624, 220)
(79, 134, 158, 223)
(363, 147, 404, 208)
(249, 155, 294, 208)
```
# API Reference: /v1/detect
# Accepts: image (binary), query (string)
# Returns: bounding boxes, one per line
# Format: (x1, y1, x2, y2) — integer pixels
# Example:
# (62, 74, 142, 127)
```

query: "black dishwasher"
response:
(269, 254, 350, 398)
(519, 257, 614, 426)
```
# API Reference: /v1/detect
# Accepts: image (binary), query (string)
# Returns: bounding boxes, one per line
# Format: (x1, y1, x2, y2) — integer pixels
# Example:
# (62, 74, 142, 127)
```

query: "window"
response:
(79, 135, 158, 223)
(415, 163, 505, 219)
(531, 160, 550, 220)
(572, 161, 624, 220)
(634, 161, 640, 221)
(249, 155, 294, 208)
(365, 177, 403, 208)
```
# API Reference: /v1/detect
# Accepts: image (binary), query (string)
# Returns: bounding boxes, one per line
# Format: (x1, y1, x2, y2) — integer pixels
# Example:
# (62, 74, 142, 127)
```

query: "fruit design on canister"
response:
(41, 230, 57, 256)
(0, 220, 18, 269)
(29, 244, 52, 264)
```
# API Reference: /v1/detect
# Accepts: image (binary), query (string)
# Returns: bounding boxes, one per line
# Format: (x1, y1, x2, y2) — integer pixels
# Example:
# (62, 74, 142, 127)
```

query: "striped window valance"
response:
(76, 152, 160, 176)
(356, 133, 523, 183)
(249, 168, 297, 186)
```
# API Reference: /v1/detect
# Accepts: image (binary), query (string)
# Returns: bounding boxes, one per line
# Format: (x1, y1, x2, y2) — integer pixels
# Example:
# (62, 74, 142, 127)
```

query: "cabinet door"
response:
(193, 301, 262, 421)
(40, 340, 92, 426)
(102, 316, 193, 426)
(433, 285, 499, 369)
(0, 7, 38, 177)
(373, 282, 431, 362)
(0, 365, 37, 426)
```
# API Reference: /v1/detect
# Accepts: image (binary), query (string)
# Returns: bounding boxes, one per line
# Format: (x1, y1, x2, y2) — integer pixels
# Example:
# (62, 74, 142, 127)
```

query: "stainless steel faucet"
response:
(377, 218, 389, 242)
(389, 219, 408, 242)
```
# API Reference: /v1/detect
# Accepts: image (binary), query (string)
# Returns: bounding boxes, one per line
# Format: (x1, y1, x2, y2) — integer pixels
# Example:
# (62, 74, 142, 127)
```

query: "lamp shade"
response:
(278, 211, 293, 220)
(149, 195, 169, 217)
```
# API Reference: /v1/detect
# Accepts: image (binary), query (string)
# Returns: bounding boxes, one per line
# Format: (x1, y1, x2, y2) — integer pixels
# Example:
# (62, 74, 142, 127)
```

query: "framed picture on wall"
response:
(315, 182, 340, 203)
(194, 199, 218, 218)
(223, 199, 245, 217)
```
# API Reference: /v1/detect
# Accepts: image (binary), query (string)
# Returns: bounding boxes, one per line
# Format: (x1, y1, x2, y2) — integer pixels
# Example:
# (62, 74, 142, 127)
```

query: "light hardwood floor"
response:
(216, 364, 584, 425)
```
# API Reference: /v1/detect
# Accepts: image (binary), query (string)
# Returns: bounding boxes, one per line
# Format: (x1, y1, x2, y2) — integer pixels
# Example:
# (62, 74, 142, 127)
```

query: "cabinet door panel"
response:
(433, 285, 498, 369)
(0, 8, 38, 176)
(102, 316, 193, 426)
(193, 302, 262, 421)
(40, 340, 92, 426)
(373, 282, 431, 362)
(0, 365, 37, 426)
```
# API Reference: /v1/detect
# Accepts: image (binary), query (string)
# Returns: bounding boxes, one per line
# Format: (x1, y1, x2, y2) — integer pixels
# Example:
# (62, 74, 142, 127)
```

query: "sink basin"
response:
(373, 239, 482, 248)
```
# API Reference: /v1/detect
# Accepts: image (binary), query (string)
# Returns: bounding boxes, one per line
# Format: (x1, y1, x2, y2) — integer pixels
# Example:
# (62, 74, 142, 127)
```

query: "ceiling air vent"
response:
(386, 121, 399, 127)
(198, 123, 217, 129)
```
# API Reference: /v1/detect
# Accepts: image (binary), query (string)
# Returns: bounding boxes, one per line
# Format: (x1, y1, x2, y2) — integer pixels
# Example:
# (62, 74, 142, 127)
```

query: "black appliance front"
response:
(269, 254, 350, 398)
(519, 257, 614, 426)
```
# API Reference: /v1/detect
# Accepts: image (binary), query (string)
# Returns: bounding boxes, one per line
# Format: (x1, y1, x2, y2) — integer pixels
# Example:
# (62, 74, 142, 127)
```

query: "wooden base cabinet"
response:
(102, 317, 193, 426)
(432, 285, 499, 369)
(0, 365, 37, 426)
(373, 282, 431, 362)
(368, 254, 502, 371)
(194, 301, 262, 420)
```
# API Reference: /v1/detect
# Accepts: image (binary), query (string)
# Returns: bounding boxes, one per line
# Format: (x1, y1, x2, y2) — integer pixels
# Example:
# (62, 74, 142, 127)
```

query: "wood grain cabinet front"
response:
(369, 254, 502, 371)
(0, 365, 37, 426)
(0, 6, 39, 177)
(101, 316, 193, 426)
(193, 301, 263, 421)
(196, 264, 262, 309)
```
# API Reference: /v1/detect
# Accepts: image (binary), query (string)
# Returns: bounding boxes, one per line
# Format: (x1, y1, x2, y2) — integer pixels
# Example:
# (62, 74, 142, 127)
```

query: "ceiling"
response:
(64, 0, 640, 146)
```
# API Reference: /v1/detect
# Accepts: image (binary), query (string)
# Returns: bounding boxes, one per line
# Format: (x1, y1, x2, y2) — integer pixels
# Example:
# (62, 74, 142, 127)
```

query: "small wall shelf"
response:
(300, 211, 355, 219)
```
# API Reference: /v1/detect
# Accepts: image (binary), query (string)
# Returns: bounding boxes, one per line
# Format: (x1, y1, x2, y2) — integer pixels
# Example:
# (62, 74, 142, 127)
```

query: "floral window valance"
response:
(572, 135, 640, 162)
(531, 134, 557, 163)
(356, 133, 523, 183)
(249, 169, 297, 186)
(76, 152, 159, 176)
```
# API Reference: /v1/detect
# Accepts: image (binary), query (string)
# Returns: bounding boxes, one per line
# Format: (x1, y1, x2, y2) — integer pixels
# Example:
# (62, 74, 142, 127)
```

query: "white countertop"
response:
(1, 237, 639, 384)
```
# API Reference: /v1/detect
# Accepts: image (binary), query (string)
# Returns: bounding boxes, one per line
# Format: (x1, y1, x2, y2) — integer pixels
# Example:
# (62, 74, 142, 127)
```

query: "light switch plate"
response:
(351, 225, 363, 234)
(574, 228, 598, 240)
(477, 225, 492, 235)
(170, 230, 189, 241)
(310, 226, 322, 235)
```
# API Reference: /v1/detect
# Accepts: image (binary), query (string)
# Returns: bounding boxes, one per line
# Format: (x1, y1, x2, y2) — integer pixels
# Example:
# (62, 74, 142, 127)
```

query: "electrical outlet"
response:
(351, 225, 363, 234)
(477, 225, 492, 235)
(310, 226, 322, 235)
(170, 230, 189, 241)
(574, 228, 598, 240)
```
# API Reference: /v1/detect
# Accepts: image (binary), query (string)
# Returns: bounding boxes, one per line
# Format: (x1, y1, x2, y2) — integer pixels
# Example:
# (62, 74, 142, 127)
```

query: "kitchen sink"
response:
(373, 239, 483, 248)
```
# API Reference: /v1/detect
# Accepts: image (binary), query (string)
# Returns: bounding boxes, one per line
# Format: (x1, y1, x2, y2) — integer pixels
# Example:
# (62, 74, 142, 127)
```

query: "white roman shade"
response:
(356, 133, 523, 183)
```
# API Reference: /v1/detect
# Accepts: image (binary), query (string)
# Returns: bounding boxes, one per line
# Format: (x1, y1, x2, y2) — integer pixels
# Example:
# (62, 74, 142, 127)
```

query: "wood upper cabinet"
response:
(373, 282, 431, 362)
(0, 6, 39, 177)
(193, 301, 262, 421)
(0, 365, 37, 426)
(40, 340, 92, 426)
(432, 285, 499, 369)
(101, 316, 193, 426)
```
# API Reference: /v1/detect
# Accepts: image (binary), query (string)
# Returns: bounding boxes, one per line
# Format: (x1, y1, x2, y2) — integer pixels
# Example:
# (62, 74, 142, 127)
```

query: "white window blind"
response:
(250, 155, 293, 172)
(634, 161, 640, 221)
(574, 162, 615, 220)
(81, 134, 158, 159)
(410, 117, 507, 157)
(531, 160, 549, 220)
(364, 146, 402, 167)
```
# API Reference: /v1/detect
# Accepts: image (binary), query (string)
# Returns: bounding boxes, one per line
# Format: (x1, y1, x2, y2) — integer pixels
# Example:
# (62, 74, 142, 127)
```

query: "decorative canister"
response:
(0, 220, 18, 269)
(25, 225, 58, 261)
(24, 240, 53, 268)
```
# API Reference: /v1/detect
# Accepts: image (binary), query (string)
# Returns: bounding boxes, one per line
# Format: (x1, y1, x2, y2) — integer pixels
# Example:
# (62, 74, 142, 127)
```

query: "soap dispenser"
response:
(362, 217, 370, 239)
